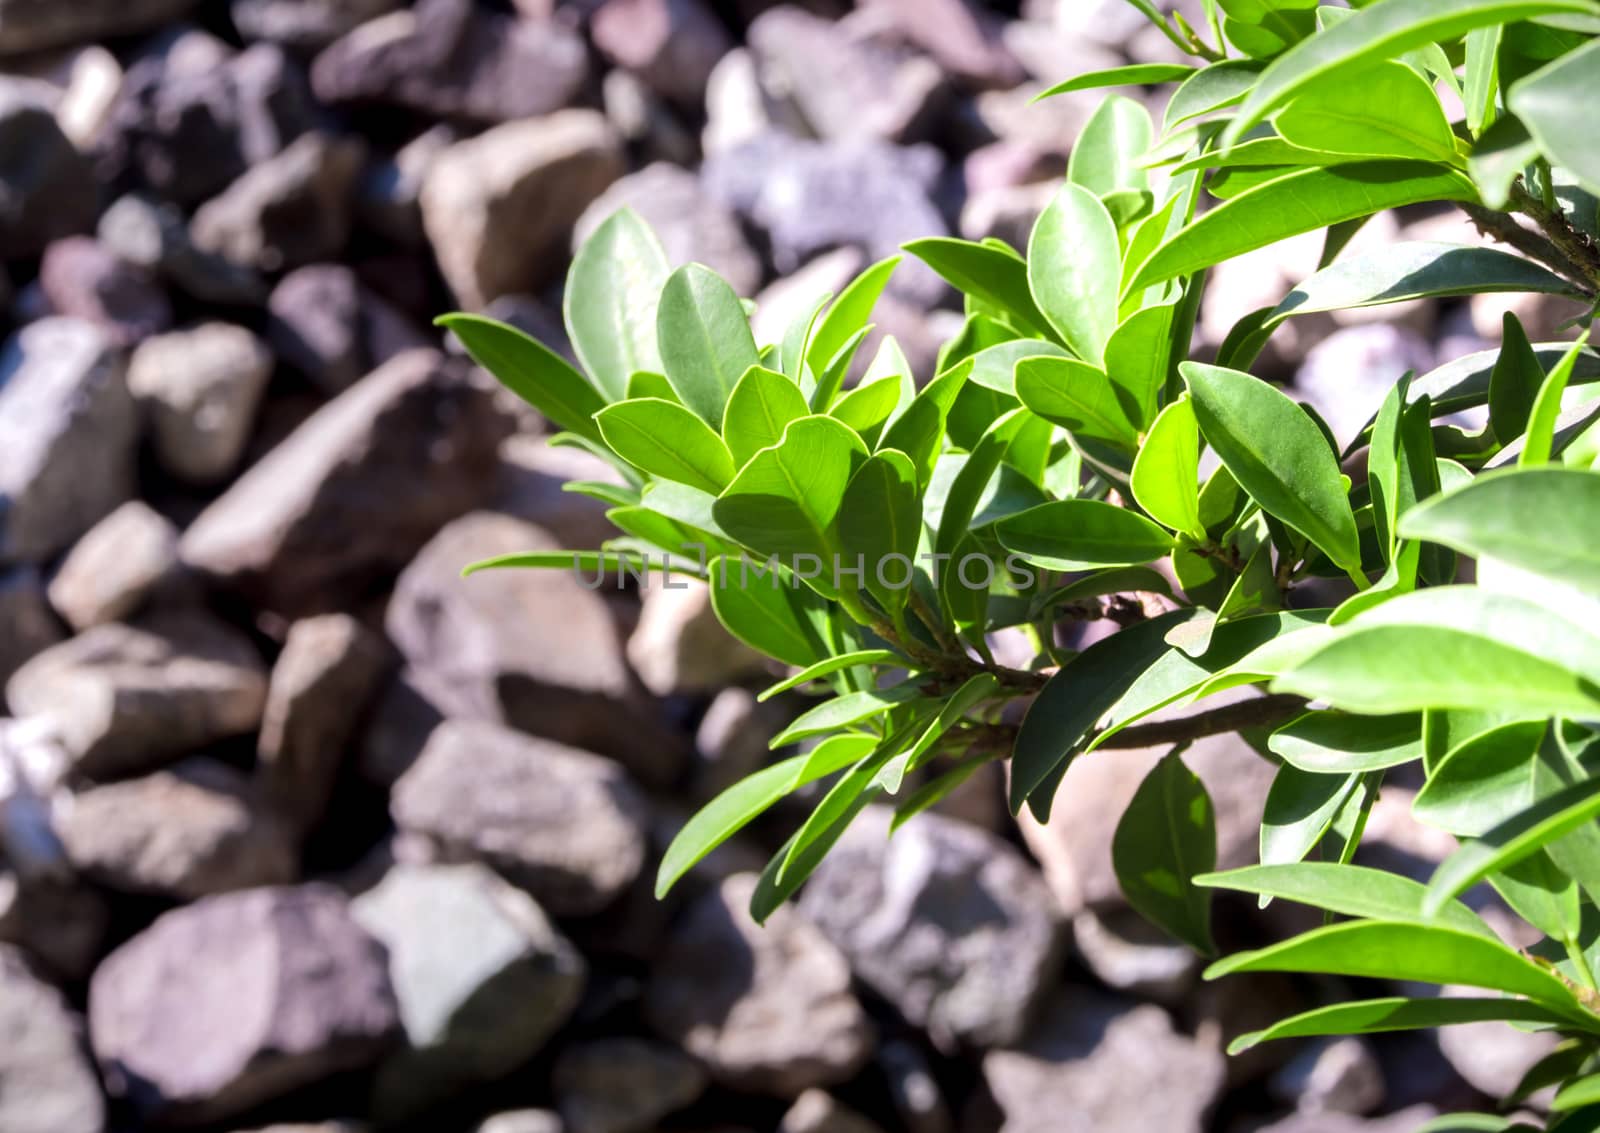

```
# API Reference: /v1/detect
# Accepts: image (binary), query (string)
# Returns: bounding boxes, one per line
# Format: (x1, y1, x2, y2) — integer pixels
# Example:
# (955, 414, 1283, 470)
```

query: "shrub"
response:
(447, 0, 1600, 1125)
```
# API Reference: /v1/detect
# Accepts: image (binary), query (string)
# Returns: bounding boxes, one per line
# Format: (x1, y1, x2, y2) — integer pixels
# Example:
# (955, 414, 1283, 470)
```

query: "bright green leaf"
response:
(564, 208, 669, 401)
(658, 264, 761, 426)
(596, 398, 736, 493)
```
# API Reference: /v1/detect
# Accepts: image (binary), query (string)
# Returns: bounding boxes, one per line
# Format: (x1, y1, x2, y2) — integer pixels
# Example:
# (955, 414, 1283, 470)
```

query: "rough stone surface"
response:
(0, 89, 98, 258)
(99, 193, 268, 307)
(0, 945, 106, 1133)
(1435, 985, 1562, 1100)
(311, 0, 589, 125)
(491, 435, 620, 551)
(1255, 1107, 1441, 1133)
(627, 579, 769, 697)
(47, 501, 182, 631)
(980, 991, 1226, 1133)
(644, 873, 873, 1097)
(0, 318, 137, 565)
(880, 1040, 953, 1133)
(233, 0, 402, 51)
(0, 0, 198, 55)
(0, 872, 110, 981)
(1070, 906, 1200, 1004)
(355, 124, 454, 249)
(89, 885, 401, 1125)
(56, 758, 298, 899)
(1270, 1038, 1386, 1117)
(385, 513, 682, 782)
(0, 566, 65, 693)
(779, 1090, 887, 1133)
(258, 612, 391, 830)
(390, 719, 651, 918)
(553, 1037, 708, 1133)
(592, 0, 733, 106)
(421, 111, 624, 308)
(266, 263, 428, 395)
(5, 609, 268, 780)
(692, 686, 789, 802)
(37, 238, 173, 348)
(476, 1113, 563, 1133)
(352, 863, 586, 1118)
(867, 0, 1022, 87)
(799, 807, 1066, 1049)
(180, 350, 513, 618)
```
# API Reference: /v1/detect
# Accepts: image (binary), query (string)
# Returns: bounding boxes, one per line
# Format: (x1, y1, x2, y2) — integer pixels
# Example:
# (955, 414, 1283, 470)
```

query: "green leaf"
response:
(1261, 765, 1362, 867)
(996, 499, 1175, 572)
(750, 775, 881, 923)
(1400, 466, 1600, 591)
(1035, 62, 1196, 99)
(1165, 60, 1266, 130)
(1412, 719, 1549, 835)
(462, 548, 696, 578)
(1014, 357, 1141, 449)
(1555, 1075, 1600, 1114)
(1131, 164, 1476, 290)
(1030, 565, 1174, 617)
(1275, 60, 1459, 163)
(596, 398, 736, 493)
(1224, 0, 1599, 145)
(1229, 996, 1575, 1054)
(1195, 862, 1495, 936)
(714, 415, 867, 568)
(1510, 36, 1600, 197)
(1469, 114, 1543, 208)
(757, 650, 902, 702)
(1270, 711, 1425, 773)
(1027, 184, 1122, 365)
(1489, 312, 1546, 444)
(564, 208, 669, 401)
(707, 555, 829, 667)
(1104, 303, 1178, 431)
(1523, 337, 1590, 466)
(903, 237, 1053, 341)
(963, 339, 1071, 396)
(722, 365, 809, 468)
(655, 734, 876, 897)
(1069, 95, 1153, 197)
(875, 672, 1001, 794)
(806, 257, 900, 380)
(657, 264, 761, 426)
(626, 370, 678, 402)
(437, 314, 607, 447)
(839, 449, 921, 615)
(1132, 394, 1204, 540)
(1184, 362, 1362, 570)
(778, 291, 831, 380)
(1493, 849, 1582, 942)
(830, 375, 905, 447)
(1465, 24, 1503, 135)
(1113, 749, 1217, 955)
(879, 361, 972, 486)
(769, 683, 926, 749)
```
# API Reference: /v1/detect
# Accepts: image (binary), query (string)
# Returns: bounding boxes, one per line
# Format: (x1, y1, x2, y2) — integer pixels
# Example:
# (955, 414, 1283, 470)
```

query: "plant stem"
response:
(1094, 694, 1308, 749)
(1460, 201, 1597, 298)
(1567, 935, 1599, 994)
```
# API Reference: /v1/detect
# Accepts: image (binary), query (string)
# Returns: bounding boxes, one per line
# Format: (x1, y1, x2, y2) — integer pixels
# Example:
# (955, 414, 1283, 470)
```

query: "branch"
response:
(1094, 694, 1307, 749)
(1460, 201, 1597, 298)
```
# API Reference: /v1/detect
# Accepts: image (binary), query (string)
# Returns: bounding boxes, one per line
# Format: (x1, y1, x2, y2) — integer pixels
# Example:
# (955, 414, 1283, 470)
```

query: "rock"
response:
(799, 807, 1066, 1050)
(865, 0, 1021, 87)
(1269, 1038, 1385, 1117)
(980, 991, 1226, 1133)
(963, 139, 1064, 196)
(355, 125, 454, 248)
(99, 193, 268, 307)
(747, 6, 948, 143)
(1254, 1107, 1441, 1133)
(1070, 906, 1200, 1004)
(1199, 228, 1332, 381)
(0, 872, 109, 981)
(1001, 19, 1122, 86)
(1435, 985, 1561, 1100)
(750, 246, 867, 346)
(491, 434, 620, 550)
(233, 0, 402, 51)
(390, 719, 651, 918)
(0, 0, 197, 55)
(553, 1037, 708, 1133)
(477, 1113, 563, 1133)
(0, 93, 97, 258)
(384, 513, 682, 782)
(779, 1090, 886, 1133)
(645, 874, 873, 1097)
(99, 38, 320, 208)
(960, 182, 1055, 251)
(1295, 324, 1435, 451)
(6, 609, 268, 780)
(703, 46, 802, 157)
(356, 666, 447, 787)
(879, 1040, 953, 1133)
(0, 945, 106, 1133)
(192, 131, 366, 273)
(89, 885, 401, 1125)
(421, 111, 624, 308)
(258, 613, 390, 830)
(232, 1125, 367, 1133)
(971, 83, 1094, 156)
(627, 579, 769, 697)
(352, 863, 586, 1118)
(592, 0, 733, 106)
(311, 0, 589, 125)
(37, 238, 173, 348)
(1019, 730, 1275, 916)
(266, 264, 428, 395)
(601, 69, 698, 168)
(0, 567, 64, 694)
(56, 758, 297, 899)
(46, 501, 182, 631)
(575, 163, 762, 296)
(1472, 288, 1593, 343)
(693, 686, 789, 801)
(180, 350, 513, 618)
(0, 319, 137, 565)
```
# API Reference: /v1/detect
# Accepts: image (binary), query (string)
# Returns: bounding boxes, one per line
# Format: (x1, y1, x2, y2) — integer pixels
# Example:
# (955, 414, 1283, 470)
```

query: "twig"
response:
(1094, 694, 1307, 749)
(1460, 201, 1597, 297)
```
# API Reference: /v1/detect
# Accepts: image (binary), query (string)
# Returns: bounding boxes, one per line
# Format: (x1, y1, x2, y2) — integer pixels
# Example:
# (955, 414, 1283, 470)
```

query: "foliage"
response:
(446, 0, 1600, 1123)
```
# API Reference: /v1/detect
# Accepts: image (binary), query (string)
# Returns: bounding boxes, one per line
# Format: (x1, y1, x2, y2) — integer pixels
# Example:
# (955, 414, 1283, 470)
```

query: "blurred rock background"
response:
(0, 1, 1574, 1131)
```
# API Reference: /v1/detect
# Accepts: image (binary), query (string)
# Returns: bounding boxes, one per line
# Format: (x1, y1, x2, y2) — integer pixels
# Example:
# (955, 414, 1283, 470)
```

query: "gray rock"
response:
(385, 513, 682, 783)
(0, 566, 64, 695)
(601, 70, 698, 168)
(391, 719, 651, 917)
(311, 0, 588, 125)
(865, 0, 1021, 87)
(231, 1125, 367, 1133)
(355, 125, 455, 248)
(750, 246, 867, 346)
(180, 350, 513, 618)
(879, 1040, 953, 1133)
(627, 579, 769, 697)
(89, 885, 401, 1125)
(959, 182, 1055, 251)
(356, 666, 448, 787)
(352, 863, 586, 1119)
(56, 758, 298, 899)
(0, 0, 197, 55)
(258, 613, 390, 831)
(779, 1090, 886, 1133)
(703, 46, 802, 157)
(0, 945, 105, 1133)
(491, 435, 619, 551)
(799, 807, 1066, 1049)
(1270, 1038, 1385, 1117)
(553, 1037, 707, 1133)
(591, 0, 733, 106)
(37, 238, 173, 348)
(575, 163, 763, 296)
(129, 324, 274, 485)
(0, 320, 136, 567)
(233, 0, 402, 51)
(1254, 1107, 1441, 1133)
(1296, 324, 1436, 451)
(0, 872, 109, 981)
(0, 93, 97, 258)
(266, 264, 428, 395)
(980, 991, 1226, 1133)
(6, 609, 268, 780)
(644, 873, 873, 1097)
(422, 111, 624, 308)
(477, 1113, 563, 1133)
(46, 501, 182, 631)
(1435, 984, 1561, 1100)
(192, 131, 366, 273)
(1069, 906, 1199, 1004)
(98, 193, 268, 307)
(693, 686, 789, 802)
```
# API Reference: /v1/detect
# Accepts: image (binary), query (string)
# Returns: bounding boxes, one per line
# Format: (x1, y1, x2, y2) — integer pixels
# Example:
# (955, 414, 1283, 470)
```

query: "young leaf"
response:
(1132, 395, 1205, 540)
(1027, 184, 1122, 365)
(996, 499, 1175, 571)
(838, 449, 922, 616)
(831, 374, 905, 447)
(1112, 749, 1217, 955)
(1035, 62, 1196, 99)
(768, 683, 926, 749)
(1275, 60, 1459, 163)
(463, 549, 692, 578)
(1184, 362, 1362, 571)
(1014, 356, 1142, 451)
(437, 314, 607, 446)
(1104, 303, 1178, 431)
(564, 208, 669, 401)
(806, 257, 900, 380)
(658, 264, 761, 426)
(903, 237, 1054, 341)
(1465, 24, 1503, 135)
(1269, 711, 1425, 773)
(1489, 313, 1546, 444)
(1069, 95, 1153, 197)
(595, 398, 736, 493)
(1522, 337, 1589, 466)
(879, 361, 972, 485)
(757, 650, 902, 702)
(722, 365, 809, 468)
(1165, 60, 1266, 129)
(713, 415, 867, 568)
(707, 555, 829, 667)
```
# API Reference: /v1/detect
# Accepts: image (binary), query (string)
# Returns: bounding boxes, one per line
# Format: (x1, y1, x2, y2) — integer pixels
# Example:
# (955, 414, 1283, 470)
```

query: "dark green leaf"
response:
(438, 314, 607, 446)
(1113, 749, 1217, 954)
(1270, 711, 1425, 773)
(1229, 996, 1574, 1053)
(996, 499, 1175, 571)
